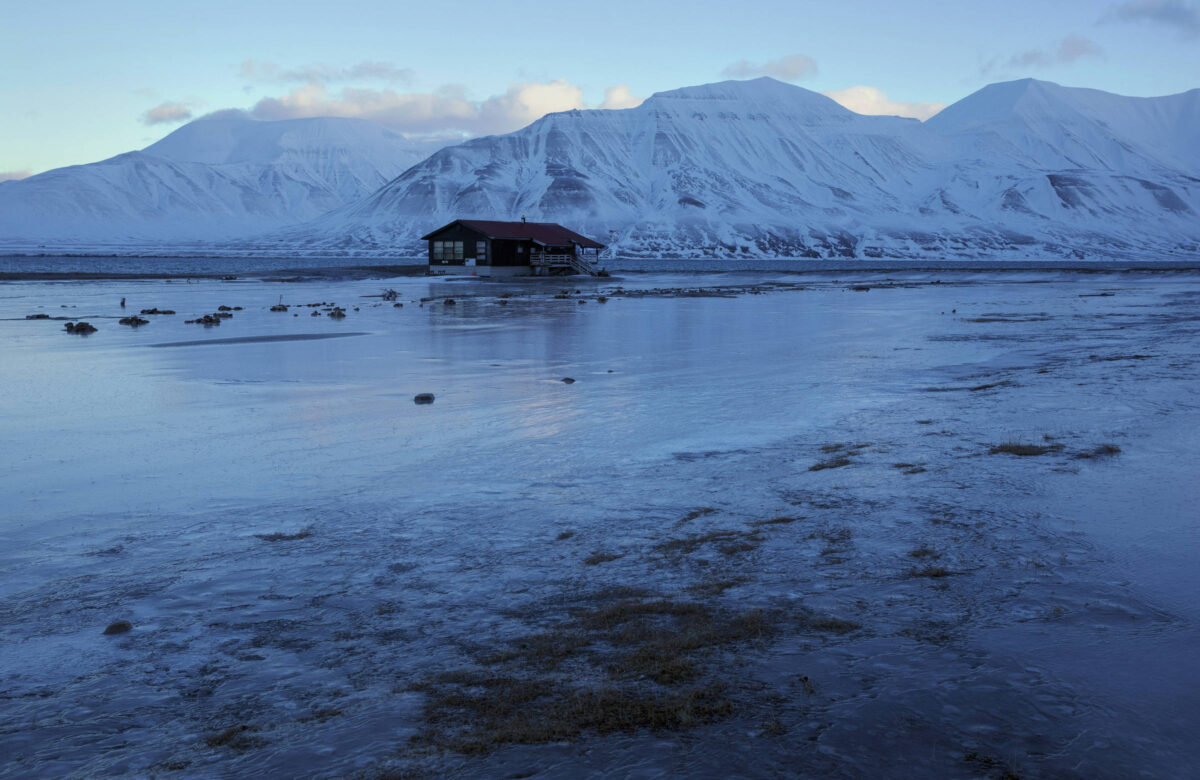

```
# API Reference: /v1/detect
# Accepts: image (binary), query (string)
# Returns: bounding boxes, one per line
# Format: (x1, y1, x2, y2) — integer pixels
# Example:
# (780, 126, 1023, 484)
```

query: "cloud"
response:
(240, 59, 414, 85)
(0, 169, 32, 182)
(721, 55, 819, 82)
(236, 79, 642, 135)
(821, 86, 947, 121)
(601, 85, 644, 110)
(142, 102, 194, 125)
(1107, 0, 1200, 36)
(982, 35, 1105, 77)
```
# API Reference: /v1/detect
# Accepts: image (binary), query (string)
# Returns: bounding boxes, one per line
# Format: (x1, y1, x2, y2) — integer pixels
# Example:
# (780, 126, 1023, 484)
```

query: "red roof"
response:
(421, 219, 605, 249)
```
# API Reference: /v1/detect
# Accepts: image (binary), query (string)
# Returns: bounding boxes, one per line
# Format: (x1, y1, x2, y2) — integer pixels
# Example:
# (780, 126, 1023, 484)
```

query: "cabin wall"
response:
(426, 225, 486, 267)
(489, 239, 535, 267)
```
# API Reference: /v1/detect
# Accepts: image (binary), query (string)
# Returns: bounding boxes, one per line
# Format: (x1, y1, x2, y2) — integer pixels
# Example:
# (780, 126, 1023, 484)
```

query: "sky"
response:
(2, 0, 1199, 178)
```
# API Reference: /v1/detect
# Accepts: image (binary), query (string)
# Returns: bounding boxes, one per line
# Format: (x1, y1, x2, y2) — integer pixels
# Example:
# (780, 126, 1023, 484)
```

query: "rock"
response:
(119, 316, 150, 327)
(139, 308, 175, 315)
(218, 305, 233, 311)
(65, 321, 97, 334)
(597, 296, 608, 303)
(185, 314, 221, 326)
(561, 377, 576, 384)
(311, 311, 321, 316)
(578, 299, 586, 305)
(444, 299, 456, 305)
(270, 304, 289, 312)
(393, 302, 403, 308)
(25, 313, 50, 320)
(414, 393, 435, 405)
(849, 285, 870, 292)
(103, 620, 132, 635)
(597, 269, 611, 277)
(328, 307, 347, 319)
(382, 289, 399, 301)
(214, 311, 233, 319)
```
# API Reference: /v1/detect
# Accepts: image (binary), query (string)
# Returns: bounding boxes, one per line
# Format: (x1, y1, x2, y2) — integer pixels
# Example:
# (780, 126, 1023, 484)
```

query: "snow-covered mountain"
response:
(3, 77, 1198, 259)
(284, 77, 1200, 259)
(0, 116, 446, 246)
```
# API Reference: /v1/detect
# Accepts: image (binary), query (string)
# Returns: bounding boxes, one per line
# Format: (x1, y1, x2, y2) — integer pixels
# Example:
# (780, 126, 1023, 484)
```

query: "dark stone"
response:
(561, 377, 576, 384)
(414, 393, 435, 405)
(65, 321, 97, 334)
(119, 316, 149, 327)
(25, 313, 50, 319)
(444, 299, 456, 305)
(393, 302, 403, 308)
(140, 308, 175, 315)
(218, 305, 233, 311)
(850, 286, 871, 292)
(328, 307, 347, 319)
(311, 311, 321, 316)
(270, 304, 289, 312)
(103, 620, 132, 635)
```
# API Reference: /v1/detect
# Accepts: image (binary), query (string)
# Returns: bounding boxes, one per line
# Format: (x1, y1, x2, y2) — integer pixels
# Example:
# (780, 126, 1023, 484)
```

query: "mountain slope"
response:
(4, 78, 1198, 258)
(281, 77, 1200, 259)
(0, 116, 445, 244)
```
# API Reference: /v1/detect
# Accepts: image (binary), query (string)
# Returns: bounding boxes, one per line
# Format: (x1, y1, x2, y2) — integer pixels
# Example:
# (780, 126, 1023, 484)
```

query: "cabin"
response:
(421, 219, 605, 277)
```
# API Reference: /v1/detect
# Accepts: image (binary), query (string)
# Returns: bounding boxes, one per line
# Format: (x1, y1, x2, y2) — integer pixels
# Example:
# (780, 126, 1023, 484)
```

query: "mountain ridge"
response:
(2, 77, 1197, 259)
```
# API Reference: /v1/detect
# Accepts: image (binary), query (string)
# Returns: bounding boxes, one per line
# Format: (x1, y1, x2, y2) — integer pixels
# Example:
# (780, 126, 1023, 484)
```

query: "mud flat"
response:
(1, 270, 1198, 778)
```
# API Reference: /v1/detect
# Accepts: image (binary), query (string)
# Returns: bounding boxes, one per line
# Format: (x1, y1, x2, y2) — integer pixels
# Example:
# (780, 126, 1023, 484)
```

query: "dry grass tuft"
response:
(1074, 443, 1122, 459)
(655, 529, 763, 557)
(583, 551, 624, 566)
(254, 528, 313, 542)
(204, 725, 266, 751)
(751, 516, 801, 527)
(678, 507, 717, 524)
(809, 456, 852, 471)
(988, 442, 1063, 457)
(910, 565, 955, 579)
(414, 591, 776, 753)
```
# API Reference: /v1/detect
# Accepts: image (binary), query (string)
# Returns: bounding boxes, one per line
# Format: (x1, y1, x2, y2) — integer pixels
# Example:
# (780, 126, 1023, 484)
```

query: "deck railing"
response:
(531, 251, 598, 276)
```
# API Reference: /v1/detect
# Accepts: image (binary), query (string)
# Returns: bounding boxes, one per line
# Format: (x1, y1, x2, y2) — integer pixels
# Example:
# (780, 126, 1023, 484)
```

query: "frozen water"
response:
(1, 269, 1197, 777)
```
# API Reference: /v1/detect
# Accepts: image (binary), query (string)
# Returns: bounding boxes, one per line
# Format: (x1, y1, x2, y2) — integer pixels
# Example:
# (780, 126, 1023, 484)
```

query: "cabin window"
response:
(476, 240, 487, 261)
(432, 240, 464, 261)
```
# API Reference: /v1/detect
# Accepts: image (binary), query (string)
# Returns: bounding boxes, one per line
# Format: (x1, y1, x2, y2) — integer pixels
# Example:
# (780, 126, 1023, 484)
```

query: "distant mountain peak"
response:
(647, 77, 850, 114)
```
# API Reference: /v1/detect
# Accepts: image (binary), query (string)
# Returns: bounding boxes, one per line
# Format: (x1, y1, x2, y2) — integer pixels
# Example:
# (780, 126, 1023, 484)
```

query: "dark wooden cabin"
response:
(421, 219, 605, 276)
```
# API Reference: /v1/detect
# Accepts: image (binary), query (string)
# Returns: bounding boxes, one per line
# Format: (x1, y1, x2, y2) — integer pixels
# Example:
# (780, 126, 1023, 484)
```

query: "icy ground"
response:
(1, 270, 1198, 778)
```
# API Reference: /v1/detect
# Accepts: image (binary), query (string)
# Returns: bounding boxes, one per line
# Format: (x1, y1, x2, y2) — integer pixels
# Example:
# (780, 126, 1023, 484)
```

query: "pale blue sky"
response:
(2, 0, 1198, 176)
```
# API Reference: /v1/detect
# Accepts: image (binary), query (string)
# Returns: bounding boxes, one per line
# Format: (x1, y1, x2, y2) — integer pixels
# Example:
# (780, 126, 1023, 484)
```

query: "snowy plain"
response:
(1, 267, 1198, 778)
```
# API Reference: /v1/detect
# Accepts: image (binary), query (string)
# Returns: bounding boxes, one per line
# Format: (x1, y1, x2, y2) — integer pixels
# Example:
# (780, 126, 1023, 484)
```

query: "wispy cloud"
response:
(982, 35, 1105, 77)
(721, 55, 818, 82)
(239, 59, 415, 85)
(141, 102, 194, 125)
(225, 80, 642, 136)
(1105, 0, 1200, 37)
(821, 86, 946, 121)
(0, 169, 32, 182)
